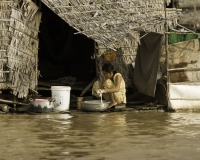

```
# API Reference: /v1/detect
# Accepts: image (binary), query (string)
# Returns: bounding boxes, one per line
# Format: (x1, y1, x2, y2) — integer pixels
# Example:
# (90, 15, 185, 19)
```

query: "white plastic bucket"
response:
(51, 86, 71, 111)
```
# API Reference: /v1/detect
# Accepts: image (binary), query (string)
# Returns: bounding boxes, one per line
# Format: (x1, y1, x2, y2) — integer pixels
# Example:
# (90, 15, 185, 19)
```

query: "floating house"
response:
(0, 0, 199, 111)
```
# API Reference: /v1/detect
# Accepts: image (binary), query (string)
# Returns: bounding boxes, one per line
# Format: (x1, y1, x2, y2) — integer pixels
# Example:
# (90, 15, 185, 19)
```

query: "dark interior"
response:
(38, 4, 96, 81)
(38, 4, 96, 96)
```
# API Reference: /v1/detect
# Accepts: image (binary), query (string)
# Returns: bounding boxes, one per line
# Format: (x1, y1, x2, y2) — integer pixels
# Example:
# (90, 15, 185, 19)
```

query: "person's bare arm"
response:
(104, 75, 122, 93)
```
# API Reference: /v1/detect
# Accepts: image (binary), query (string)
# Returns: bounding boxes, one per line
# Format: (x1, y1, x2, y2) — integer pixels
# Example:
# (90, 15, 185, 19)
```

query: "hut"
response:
(0, 0, 199, 111)
(37, 0, 182, 108)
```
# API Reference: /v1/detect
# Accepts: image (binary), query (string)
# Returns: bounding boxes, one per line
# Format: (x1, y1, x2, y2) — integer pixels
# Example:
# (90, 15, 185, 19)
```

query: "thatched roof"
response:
(42, 0, 182, 49)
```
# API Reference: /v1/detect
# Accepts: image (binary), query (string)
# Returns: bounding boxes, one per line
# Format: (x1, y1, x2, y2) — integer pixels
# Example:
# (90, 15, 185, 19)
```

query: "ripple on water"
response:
(0, 112, 200, 159)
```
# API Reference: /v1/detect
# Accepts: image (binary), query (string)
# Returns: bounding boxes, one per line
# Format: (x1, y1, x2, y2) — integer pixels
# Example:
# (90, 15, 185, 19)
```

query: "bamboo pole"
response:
(0, 98, 29, 105)
(165, 32, 200, 35)
(0, 1, 13, 3)
(193, 0, 197, 29)
(171, 0, 174, 8)
(169, 82, 200, 85)
(164, 0, 170, 111)
(29, 87, 38, 93)
(0, 81, 9, 83)
(176, 24, 198, 35)
(35, 45, 38, 96)
(170, 98, 200, 100)
(0, 71, 9, 73)
(0, 19, 10, 21)
(80, 77, 97, 96)
(13, 96, 17, 111)
(168, 68, 200, 72)
(95, 42, 99, 77)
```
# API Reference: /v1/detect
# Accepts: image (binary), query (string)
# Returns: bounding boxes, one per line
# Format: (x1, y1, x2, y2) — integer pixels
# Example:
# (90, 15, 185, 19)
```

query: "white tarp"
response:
(168, 83, 200, 109)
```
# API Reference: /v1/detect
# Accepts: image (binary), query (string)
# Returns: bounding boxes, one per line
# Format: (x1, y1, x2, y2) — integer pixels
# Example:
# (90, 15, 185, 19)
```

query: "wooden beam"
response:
(80, 77, 97, 96)
(0, 98, 29, 105)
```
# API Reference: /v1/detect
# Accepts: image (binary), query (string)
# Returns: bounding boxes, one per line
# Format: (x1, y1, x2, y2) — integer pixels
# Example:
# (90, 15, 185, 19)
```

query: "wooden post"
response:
(13, 95, 17, 111)
(35, 43, 38, 99)
(0, 98, 29, 106)
(193, 0, 197, 29)
(171, 0, 174, 8)
(164, 0, 170, 111)
(94, 42, 99, 77)
(80, 77, 97, 96)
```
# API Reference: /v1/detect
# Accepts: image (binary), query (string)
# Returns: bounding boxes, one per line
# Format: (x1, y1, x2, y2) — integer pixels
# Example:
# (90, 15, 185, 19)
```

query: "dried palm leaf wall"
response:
(0, 0, 41, 98)
(0, 0, 17, 89)
(96, 38, 139, 88)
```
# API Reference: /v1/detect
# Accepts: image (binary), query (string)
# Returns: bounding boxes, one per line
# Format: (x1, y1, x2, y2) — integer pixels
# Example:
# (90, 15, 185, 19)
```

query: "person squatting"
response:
(92, 63, 126, 108)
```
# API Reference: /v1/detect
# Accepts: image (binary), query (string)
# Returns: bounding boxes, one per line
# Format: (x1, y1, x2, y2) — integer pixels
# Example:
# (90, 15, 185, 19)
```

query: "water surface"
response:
(0, 111, 200, 160)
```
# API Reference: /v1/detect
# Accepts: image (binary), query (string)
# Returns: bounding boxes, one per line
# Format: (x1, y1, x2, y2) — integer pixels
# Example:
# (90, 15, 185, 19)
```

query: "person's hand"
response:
(96, 89, 106, 94)
(95, 89, 106, 97)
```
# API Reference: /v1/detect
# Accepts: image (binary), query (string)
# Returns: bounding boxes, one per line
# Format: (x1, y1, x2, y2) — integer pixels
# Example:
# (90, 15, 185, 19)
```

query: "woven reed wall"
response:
(96, 38, 139, 88)
(0, 0, 41, 98)
(0, 0, 16, 89)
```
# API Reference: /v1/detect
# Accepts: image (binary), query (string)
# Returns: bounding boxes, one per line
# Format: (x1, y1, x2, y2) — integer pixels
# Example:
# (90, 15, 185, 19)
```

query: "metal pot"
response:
(81, 100, 110, 111)
(29, 98, 54, 113)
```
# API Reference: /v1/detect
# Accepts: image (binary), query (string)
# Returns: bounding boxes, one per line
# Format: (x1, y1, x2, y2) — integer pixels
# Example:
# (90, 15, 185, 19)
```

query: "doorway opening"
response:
(38, 3, 96, 97)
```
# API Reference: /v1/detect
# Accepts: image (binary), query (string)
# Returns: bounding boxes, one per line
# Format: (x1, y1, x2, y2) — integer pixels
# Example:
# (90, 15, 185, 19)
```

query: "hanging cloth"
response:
(134, 32, 163, 97)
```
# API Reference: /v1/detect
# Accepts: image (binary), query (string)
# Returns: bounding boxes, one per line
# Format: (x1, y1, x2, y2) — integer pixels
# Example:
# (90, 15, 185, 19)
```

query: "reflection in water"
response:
(0, 111, 200, 160)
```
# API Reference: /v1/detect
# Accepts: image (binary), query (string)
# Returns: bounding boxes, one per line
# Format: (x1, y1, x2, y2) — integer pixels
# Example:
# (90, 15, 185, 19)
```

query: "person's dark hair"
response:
(102, 63, 116, 74)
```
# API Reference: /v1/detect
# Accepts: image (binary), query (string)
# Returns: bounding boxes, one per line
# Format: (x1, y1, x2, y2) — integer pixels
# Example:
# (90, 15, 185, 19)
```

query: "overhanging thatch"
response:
(41, 0, 182, 50)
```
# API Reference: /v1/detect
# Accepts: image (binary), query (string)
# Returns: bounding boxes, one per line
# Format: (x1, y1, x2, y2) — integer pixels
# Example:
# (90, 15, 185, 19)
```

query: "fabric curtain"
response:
(134, 32, 163, 97)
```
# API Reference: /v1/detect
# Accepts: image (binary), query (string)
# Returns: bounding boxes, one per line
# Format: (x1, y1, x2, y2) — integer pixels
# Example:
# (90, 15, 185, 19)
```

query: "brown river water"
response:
(1, 111, 200, 160)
